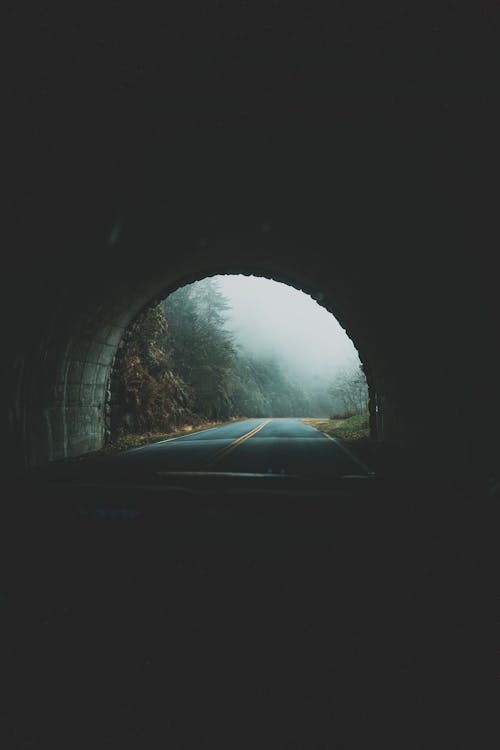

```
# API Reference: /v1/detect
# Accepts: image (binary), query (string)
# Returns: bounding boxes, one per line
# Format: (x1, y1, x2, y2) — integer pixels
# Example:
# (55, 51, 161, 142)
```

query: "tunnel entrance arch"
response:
(16, 246, 454, 473)
(104, 271, 374, 446)
(24, 245, 385, 468)
(6, 126, 471, 476)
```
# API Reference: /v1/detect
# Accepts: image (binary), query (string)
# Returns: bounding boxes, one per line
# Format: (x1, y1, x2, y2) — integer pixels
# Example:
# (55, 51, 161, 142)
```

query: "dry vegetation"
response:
(109, 418, 243, 452)
(302, 411, 370, 441)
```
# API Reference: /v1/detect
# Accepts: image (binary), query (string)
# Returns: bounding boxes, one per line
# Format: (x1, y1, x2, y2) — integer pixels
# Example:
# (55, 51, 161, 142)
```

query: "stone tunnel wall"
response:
(3, 123, 499, 479)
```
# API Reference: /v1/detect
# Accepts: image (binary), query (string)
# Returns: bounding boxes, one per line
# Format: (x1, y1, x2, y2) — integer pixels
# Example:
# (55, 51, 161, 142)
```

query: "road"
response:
(104, 417, 372, 477)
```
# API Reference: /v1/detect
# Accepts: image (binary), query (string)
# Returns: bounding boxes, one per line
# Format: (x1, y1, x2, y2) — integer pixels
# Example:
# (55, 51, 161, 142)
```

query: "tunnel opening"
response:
(5, 123, 482, 479)
(12, 238, 471, 479)
(106, 274, 371, 464)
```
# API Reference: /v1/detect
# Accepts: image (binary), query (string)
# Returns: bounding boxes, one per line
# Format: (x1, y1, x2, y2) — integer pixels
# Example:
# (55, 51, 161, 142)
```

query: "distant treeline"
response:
(110, 279, 367, 437)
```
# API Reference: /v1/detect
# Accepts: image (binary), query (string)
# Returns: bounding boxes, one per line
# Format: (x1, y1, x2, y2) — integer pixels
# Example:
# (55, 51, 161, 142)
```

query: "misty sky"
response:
(214, 274, 361, 381)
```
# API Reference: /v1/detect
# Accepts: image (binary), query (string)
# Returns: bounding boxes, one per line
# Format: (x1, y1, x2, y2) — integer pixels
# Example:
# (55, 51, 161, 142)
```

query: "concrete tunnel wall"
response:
(3, 125, 489, 477)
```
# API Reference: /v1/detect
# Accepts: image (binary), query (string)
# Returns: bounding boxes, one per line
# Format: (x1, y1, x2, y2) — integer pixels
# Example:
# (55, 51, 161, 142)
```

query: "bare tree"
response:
(329, 365, 368, 417)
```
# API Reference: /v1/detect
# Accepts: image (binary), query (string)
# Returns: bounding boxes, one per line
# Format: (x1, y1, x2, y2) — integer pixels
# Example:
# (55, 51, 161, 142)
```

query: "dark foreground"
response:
(1, 435, 498, 748)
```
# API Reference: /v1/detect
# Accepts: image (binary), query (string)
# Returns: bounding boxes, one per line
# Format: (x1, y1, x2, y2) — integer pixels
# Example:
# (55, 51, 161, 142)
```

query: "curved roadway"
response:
(105, 418, 372, 477)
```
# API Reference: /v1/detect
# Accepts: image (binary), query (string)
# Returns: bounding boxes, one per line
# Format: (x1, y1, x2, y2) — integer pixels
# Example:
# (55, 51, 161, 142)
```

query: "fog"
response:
(215, 274, 361, 383)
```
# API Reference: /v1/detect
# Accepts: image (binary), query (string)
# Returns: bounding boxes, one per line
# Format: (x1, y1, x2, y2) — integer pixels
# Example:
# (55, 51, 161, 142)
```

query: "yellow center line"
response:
(202, 419, 272, 468)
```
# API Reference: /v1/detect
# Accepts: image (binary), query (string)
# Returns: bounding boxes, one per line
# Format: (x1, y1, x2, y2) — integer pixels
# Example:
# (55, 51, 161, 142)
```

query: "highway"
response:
(103, 417, 372, 477)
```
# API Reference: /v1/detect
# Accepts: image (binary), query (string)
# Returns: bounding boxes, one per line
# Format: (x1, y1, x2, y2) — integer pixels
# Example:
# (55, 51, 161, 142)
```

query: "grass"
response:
(302, 411, 370, 441)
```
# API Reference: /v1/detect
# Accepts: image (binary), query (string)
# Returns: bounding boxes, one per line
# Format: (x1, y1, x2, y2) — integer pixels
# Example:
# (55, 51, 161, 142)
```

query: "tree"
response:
(110, 305, 194, 436)
(163, 278, 237, 420)
(329, 365, 368, 417)
(112, 277, 365, 437)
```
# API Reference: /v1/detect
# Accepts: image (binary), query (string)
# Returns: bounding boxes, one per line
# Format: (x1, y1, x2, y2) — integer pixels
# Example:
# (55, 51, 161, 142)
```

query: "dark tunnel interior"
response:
(4, 108, 500, 478)
(3, 6, 500, 480)
(3, 5, 500, 748)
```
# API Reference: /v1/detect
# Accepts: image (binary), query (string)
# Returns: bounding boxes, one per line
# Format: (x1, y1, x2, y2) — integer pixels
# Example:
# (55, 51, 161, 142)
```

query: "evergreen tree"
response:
(163, 278, 237, 420)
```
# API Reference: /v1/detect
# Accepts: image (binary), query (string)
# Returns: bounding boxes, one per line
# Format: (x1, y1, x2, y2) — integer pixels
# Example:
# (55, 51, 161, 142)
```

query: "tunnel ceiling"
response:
(3, 6, 500, 476)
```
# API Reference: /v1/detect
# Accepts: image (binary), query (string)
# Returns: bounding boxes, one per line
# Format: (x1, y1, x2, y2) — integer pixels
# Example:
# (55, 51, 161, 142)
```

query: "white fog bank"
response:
(215, 274, 361, 381)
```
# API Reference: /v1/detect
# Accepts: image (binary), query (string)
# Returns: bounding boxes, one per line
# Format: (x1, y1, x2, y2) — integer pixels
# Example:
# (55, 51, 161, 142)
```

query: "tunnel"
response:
(3, 13, 499, 749)
(4, 80, 500, 480)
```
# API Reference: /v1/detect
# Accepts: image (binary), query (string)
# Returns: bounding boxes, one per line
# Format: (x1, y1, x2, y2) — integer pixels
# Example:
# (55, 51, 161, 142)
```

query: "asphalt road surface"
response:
(103, 417, 372, 477)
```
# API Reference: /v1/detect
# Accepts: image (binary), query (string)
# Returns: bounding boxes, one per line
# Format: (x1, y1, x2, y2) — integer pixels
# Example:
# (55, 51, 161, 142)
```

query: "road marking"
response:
(155, 425, 221, 443)
(203, 419, 272, 467)
(301, 417, 373, 472)
(326, 435, 375, 474)
(128, 423, 236, 451)
(310, 429, 374, 474)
